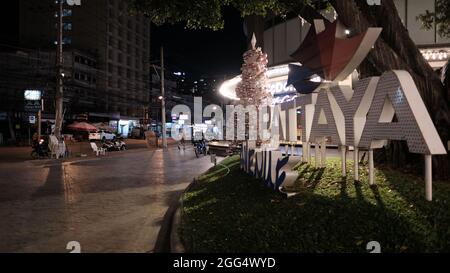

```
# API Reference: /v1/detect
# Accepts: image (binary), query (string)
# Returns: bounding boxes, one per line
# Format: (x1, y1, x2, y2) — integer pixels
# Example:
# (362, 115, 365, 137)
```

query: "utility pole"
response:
(143, 106, 149, 130)
(37, 98, 43, 141)
(160, 46, 167, 148)
(54, 0, 64, 139)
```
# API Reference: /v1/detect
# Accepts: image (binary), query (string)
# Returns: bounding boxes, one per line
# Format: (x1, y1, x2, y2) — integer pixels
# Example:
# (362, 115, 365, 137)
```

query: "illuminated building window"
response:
(63, 22, 72, 31)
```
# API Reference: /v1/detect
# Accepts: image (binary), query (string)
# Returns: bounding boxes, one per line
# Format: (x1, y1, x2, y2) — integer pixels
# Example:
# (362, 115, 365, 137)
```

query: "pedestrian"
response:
(178, 128, 186, 150)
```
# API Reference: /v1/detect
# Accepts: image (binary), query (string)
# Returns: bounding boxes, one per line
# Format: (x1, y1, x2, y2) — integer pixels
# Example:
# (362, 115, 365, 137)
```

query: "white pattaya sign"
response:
(175, 19, 447, 201)
(171, 68, 447, 200)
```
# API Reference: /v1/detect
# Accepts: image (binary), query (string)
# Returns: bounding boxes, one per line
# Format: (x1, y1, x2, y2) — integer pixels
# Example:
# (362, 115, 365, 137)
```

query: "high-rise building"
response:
(20, 0, 150, 117)
(0, 0, 151, 142)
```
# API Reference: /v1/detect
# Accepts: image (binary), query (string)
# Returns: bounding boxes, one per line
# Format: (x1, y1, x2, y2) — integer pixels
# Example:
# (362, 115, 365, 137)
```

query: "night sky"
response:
(150, 7, 248, 80)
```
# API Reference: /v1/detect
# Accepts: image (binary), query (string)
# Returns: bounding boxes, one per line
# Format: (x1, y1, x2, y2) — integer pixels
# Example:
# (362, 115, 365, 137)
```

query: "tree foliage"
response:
(417, 0, 450, 38)
(129, 0, 449, 38)
(128, 0, 326, 30)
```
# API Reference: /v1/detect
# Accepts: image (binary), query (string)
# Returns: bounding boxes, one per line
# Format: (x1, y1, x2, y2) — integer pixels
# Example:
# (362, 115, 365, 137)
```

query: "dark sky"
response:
(150, 7, 248, 80)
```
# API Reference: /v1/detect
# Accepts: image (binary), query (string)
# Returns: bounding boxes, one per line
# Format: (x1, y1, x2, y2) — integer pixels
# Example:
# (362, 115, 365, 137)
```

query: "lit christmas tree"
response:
(235, 34, 271, 107)
(234, 34, 272, 143)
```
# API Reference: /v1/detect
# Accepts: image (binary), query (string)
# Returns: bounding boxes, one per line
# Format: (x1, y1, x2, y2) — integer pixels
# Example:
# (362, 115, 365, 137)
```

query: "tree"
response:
(235, 34, 271, 107)
(417, 0, 450, 38)
(235, 34, 271, 142)
(130, 0, 450, 178)
(128, 0, 286, 30)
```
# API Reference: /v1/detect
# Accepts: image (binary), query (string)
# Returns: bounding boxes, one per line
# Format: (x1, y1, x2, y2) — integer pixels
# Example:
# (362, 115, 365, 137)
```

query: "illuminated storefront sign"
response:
(219, 64, 298, 101)
(267, 80, 296, 95)
(24, 90, 42, 113)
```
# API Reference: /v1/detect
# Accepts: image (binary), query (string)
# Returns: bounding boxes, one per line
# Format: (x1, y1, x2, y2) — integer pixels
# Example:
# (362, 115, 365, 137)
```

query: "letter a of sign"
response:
(359, 71, 446, 155)
(310, 89, 342, 145)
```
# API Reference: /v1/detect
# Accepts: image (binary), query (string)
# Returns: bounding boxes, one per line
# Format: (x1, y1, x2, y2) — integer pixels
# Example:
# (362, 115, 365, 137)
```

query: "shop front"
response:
(115, 119, 140, 138)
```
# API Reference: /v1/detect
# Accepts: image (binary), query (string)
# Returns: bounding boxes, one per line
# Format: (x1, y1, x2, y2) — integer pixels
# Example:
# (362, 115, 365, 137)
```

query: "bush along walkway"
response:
(180, 155, 450, 253)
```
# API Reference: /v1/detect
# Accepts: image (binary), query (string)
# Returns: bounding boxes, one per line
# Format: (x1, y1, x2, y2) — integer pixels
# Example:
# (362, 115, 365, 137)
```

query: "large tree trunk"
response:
(444, 61, 450, 102)
(328, 0, 450, 179)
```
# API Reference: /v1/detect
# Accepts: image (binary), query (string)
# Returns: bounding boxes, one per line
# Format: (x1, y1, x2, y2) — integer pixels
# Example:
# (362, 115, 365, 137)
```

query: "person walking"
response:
(178, 128, 186, 150)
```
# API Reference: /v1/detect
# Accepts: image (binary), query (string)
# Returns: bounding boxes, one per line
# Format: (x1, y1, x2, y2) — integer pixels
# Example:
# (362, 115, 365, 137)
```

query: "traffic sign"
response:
(29, 116, 36, 124)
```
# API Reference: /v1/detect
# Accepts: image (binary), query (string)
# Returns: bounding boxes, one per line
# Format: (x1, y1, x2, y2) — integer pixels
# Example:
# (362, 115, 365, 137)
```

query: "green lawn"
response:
(180, 155, 450, 253)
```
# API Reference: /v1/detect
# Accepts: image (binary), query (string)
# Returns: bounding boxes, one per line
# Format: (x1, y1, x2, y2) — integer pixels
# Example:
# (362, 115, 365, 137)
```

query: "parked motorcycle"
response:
(31, 136, 50, 159)
(115, 138, 127, 151)
(102, 139, 126, 151)
(193, 140, 207, 158)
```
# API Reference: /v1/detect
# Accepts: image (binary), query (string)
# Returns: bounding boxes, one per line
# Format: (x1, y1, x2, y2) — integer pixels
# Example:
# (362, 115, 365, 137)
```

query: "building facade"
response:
(0, 0, 151, 143)
(0, 48, 101, 144)
(221, 0, 450, 100)
(262, 0, 450, 68)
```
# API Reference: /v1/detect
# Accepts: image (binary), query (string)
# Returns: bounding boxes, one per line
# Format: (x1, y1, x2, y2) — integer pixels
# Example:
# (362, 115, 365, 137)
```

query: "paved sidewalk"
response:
(0, 146, 216, 253)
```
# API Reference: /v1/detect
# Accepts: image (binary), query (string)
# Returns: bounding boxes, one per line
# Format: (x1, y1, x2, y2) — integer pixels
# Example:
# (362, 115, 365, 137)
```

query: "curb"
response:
(151, 191, 181, 253)
(169, 178, 199, 253)
(170, 205, 185, 253)
(167, 158, 228, 253)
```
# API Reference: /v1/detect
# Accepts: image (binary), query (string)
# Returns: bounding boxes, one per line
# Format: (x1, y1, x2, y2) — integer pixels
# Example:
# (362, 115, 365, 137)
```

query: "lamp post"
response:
(54, 0, 80, 139)
(160, 46, 167, 148)
(54, 0, 64, 139)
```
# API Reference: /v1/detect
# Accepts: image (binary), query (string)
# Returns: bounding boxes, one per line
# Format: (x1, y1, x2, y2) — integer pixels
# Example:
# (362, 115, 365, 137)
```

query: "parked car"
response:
(89, 130, 116, 141)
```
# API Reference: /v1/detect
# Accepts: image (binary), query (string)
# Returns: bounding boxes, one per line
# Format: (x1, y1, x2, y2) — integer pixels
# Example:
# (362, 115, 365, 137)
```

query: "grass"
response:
(180, 155, 450, 253)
